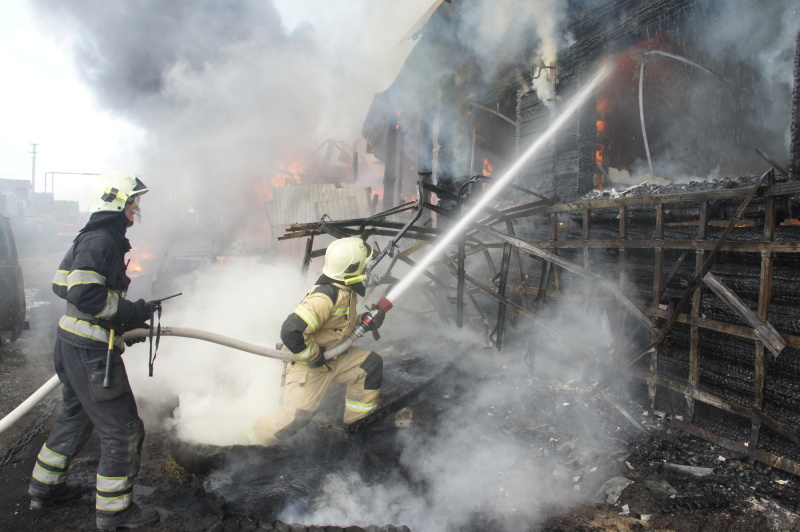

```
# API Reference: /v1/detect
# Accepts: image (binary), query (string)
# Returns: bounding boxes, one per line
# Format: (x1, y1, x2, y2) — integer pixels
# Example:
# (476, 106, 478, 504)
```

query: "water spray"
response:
(382, 62, 613, 309)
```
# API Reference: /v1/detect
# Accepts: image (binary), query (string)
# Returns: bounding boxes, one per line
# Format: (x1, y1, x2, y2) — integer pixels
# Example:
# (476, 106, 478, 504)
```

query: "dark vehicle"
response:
(0, 214, 26, 341)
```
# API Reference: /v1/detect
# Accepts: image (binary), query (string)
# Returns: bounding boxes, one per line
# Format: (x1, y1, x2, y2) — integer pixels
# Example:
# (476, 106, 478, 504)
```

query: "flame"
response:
(595, 100, 609, 187)
(780, 218, 800, 226)
(482, 158, 493, 177)
(256, 160, 307, 201)
(593, 35, 670, 190)
(127, 250, 155, 278)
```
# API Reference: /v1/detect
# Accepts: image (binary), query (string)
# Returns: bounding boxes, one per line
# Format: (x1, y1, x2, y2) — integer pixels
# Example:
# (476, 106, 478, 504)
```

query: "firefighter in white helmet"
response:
(247, 237, 386, 444)
(28, 171, 160, 530)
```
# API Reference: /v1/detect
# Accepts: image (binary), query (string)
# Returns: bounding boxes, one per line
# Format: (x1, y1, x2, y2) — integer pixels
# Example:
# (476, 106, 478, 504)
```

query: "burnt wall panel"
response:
(516, 90, 554, 196)
(792, 30, 800, 179)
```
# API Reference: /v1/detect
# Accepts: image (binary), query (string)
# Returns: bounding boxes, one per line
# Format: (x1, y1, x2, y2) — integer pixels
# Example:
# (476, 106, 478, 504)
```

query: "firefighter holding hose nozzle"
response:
(247, 237, 387, 444)
(28, 172, 161, 531)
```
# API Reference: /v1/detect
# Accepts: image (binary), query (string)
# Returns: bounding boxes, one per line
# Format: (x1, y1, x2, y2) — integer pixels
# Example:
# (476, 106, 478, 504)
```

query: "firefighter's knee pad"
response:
(359, 352, 383, 390)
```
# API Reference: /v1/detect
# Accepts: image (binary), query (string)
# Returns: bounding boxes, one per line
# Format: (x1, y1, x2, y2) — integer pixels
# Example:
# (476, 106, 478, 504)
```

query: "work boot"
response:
(96, 503, 160, 531)
(29, 483, 84, 510)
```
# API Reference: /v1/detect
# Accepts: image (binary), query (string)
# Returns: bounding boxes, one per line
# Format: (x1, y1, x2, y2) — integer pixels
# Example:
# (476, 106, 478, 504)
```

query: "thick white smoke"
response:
(29, 0, 433, 252)
(455, 0, 568, 99)
(124, 259, 310, 446)
(273, 302, 616, 531)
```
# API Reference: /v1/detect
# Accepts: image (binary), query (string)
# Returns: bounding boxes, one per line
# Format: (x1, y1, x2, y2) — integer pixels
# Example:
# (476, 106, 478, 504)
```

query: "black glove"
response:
(125, 336, 147, 347)
(307, 346, 327, 368)
(360, 307, 386, 330)
(130, 299, 158, 323)
(123, 322, 150, 347)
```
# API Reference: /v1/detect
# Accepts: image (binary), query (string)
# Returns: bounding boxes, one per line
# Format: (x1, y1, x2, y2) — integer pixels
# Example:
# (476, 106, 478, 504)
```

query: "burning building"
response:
(287, 0, 800, 478)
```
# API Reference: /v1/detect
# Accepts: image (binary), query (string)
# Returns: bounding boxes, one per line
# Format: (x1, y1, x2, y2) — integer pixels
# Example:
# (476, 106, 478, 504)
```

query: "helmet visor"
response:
(125, 195, 142, 224)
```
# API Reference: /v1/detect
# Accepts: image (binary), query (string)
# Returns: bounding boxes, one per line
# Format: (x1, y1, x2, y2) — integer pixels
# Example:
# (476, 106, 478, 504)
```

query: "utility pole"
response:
(29, 142, 38, 193)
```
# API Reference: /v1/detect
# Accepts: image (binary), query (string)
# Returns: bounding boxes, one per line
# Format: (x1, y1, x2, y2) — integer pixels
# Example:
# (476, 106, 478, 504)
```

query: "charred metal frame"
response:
(281, 173, 800, 476)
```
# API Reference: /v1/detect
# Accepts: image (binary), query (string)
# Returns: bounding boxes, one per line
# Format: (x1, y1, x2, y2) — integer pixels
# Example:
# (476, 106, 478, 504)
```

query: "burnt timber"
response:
(280, 172, 800, 476)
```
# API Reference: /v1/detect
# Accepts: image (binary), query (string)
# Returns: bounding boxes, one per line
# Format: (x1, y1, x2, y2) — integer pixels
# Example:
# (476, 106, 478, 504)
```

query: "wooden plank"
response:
(484, 179, 800, 219)
(646, 307, 800, 349)
(650, 203, 665, 411)
(702, 272, 785, 356)
(671, 419, 800, 478)
(632, 371, 800, 445)
(515, 240, 800, 253)
(505, 220, 527, 310)
(494, 243, 513, 350)
(460, 272, 597, 360)
(478, 225, 659, 336)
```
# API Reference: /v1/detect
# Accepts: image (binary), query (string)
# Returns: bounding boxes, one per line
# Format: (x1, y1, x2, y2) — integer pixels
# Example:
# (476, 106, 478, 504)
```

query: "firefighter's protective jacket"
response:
(52, 221, 149, 351)
(280, 277, 357, 363)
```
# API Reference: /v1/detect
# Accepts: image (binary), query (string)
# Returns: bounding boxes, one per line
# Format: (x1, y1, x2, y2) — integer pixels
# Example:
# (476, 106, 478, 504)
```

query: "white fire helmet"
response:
(89, 171, 149, 214)
(322, 237, 373, 282)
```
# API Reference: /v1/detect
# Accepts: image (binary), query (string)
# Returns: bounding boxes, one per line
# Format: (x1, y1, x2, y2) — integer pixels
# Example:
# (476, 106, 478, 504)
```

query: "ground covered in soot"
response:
(2, 267, 800, 531)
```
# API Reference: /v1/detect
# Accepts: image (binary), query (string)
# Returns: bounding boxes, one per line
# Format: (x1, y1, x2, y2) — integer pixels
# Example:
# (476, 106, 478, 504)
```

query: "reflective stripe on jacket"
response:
(280, 282, 357, 363)
(53, 225, 144, 349)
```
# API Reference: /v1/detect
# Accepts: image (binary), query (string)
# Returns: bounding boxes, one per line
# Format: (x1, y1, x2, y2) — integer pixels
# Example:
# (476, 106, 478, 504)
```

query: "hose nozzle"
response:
(352, 297, 393, 339)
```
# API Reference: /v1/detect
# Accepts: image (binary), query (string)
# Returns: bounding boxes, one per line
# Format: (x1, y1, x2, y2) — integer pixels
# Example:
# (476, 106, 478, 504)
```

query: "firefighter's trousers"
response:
(251, 347, 382, 443)
(29, 338, 144, 518)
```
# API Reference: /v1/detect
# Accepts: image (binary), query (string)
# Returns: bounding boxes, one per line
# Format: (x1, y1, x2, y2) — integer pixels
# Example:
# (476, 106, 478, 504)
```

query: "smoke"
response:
(454, 0, 568, 98)
(124, 258, 309, 446)
(29, 0, 431, 251)
(628, 0, 799, 181)
(268, 293, 620, 531)
(702, 0, 799, 157)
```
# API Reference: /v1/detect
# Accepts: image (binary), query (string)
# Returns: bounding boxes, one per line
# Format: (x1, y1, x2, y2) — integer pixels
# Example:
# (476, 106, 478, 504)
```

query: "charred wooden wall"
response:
(488, 176, 800, 476)
(792, 30, 800, 179)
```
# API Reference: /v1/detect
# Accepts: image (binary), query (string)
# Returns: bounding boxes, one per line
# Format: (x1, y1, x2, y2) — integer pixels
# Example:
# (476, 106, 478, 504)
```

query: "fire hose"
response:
(0, 297, 393, 436)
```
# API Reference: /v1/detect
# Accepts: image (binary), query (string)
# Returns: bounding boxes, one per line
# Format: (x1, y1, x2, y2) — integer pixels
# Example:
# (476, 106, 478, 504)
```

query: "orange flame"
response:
(127, 250, 155, 278)
(482, 158, 493, 177)
(256, 160, 307, 201)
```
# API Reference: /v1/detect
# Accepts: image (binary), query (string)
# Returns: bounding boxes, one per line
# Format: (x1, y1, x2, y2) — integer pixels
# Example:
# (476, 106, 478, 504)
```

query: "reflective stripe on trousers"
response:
(29, 339, 143, 514)
(96, 474, 133, 512)
(344, 399, 378, 414)
(31, 444, 69, 486)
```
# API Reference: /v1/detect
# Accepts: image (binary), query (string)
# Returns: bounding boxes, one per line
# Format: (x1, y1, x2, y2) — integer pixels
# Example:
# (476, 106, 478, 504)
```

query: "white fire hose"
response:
(0, 326, 357, 436)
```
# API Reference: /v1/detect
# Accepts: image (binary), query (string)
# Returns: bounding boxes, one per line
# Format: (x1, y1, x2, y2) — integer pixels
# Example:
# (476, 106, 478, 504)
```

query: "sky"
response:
(0, 0, 431, 209)
(0, 0, 144, 201)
